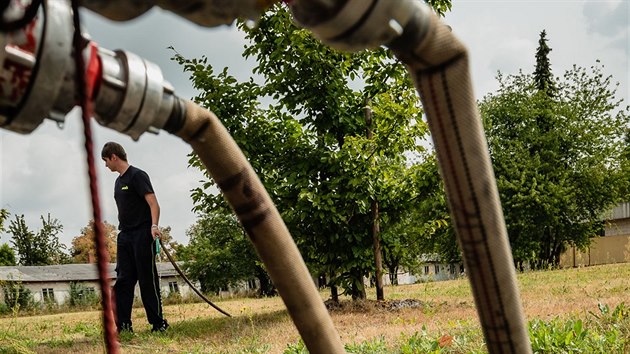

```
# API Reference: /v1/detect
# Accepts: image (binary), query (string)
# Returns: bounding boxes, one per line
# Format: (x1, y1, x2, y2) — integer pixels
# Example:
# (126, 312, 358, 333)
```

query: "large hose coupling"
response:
(0, 0, 183, 140)
(288, 0, 432, 52)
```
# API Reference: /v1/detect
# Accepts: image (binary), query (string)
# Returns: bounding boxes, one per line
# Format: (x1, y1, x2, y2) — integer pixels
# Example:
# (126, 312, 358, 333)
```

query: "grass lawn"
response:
(1, 263, 628, 353)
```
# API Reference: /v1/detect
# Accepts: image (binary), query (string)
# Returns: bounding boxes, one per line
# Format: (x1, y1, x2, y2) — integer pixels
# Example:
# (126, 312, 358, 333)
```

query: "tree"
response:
(0, 244, 16, 266)
(425, 0, 452, 16)
(70, 220, 118, 263)
(533, 30, 556, 97)
(0, 209, 8, 231)
(68, 282, 99, 307)
(481, 34, 629, 268)
(381, 159, 453, 284)
(176, 2, 456, 300)
(621, 130, 630, 197)
(0, 210, 11, 266)
(155, 226, 182, 261)
(69, 221, 180, 263)
(2, 281, 35, 312)
(8, 214, 70, 265)
(179, 212, 275, 296)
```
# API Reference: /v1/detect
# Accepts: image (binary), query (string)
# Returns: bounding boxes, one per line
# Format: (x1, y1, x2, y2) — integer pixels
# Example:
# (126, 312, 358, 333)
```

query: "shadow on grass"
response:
(23, 309, 291, 353)
(172, 308, 291, 339)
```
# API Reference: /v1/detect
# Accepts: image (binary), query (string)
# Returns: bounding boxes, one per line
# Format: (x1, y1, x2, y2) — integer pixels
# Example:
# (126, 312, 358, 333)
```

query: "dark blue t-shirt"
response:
(114, 165, 154, 231)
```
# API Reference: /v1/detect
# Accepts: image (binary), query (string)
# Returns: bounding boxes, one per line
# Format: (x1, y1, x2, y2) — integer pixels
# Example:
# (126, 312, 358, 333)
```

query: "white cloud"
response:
(447, 0, 628, 101)
(1, 114, 92, 246)
(584, 0, 628, 37)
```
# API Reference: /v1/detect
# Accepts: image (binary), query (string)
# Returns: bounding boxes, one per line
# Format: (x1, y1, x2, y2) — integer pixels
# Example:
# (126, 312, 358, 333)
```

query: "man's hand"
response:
(151, 224, 161, 240)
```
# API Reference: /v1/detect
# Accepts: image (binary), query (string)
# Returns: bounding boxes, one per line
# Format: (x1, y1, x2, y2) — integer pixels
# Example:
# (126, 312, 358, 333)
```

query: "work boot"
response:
(151, 319, 169, 333)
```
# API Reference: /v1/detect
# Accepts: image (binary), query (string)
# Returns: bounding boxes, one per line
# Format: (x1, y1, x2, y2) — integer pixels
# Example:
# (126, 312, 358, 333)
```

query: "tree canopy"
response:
(70, 220, 118, 263)
(533, 30, 556, 97)
(0, 243, 16, 266)
(8, 214, 70, 265)
(481, 31, 630, 268)
(0, 209, 14, 266)
(0, 209, 8, 231)
(179, 212, 275, 296)
(176, 3, 452, 299)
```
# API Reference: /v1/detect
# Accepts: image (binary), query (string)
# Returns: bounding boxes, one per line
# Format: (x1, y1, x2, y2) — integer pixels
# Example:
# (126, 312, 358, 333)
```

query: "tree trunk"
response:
(329, 271, 339, 302)
(318, 274, 326, 288)
(256, 266, 277, 297)
(351, 270, 366, 300)
(551, 236, 564, 269)
(372, 199, 384, 300)
(387, 264, 399, 285)
(365, 100, 384, 301)
(330, 284, 339, 303)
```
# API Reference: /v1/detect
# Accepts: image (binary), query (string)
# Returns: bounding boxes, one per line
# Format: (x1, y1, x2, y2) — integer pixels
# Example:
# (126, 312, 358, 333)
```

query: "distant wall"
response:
(560, 234, 630, 268)
(382, 263, 464, 285)
(605, 218, 630, 237)
(0, 276, 190, 306)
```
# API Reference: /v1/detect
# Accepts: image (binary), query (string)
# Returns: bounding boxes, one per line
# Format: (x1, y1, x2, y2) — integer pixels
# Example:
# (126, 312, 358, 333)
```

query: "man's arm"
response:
(145, 192, 161, 240)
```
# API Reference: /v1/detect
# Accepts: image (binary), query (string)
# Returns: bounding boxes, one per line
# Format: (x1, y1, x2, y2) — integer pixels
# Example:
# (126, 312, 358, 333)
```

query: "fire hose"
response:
(157, 238, 232, 318)
(1, 0, 532, 353)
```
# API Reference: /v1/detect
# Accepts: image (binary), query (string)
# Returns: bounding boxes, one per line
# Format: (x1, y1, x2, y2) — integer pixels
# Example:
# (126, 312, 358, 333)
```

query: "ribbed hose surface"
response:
(174, 100, 345, 354)
(391, 12, 532, 354)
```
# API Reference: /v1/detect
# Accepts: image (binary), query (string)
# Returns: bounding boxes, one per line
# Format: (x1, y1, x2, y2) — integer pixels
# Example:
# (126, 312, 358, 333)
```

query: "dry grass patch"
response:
(0, 263, 628, 353)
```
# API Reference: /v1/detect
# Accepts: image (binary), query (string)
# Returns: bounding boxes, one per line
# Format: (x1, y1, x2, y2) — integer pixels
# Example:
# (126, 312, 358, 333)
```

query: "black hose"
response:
(158, 238, 232, 317)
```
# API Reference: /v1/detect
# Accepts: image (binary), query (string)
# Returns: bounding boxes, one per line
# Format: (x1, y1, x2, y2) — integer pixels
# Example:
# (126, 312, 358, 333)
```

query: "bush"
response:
(68, 282, 100, 308)
(1, 281, 36, 313)
(529, 303, 629, 353)
(0, 301, 10, 315)
(162, 289, 205, 306)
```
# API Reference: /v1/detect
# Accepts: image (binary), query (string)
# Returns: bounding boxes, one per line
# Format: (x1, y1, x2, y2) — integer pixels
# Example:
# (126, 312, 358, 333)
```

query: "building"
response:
(382, 262, 463, 285)
(380, 254, 464, 286)
(0, 262, 191, 306)
(560, 202, 630, 267)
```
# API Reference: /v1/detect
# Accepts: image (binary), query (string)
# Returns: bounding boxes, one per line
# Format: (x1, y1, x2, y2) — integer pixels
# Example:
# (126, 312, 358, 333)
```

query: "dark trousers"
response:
(114, 225, 163, 328)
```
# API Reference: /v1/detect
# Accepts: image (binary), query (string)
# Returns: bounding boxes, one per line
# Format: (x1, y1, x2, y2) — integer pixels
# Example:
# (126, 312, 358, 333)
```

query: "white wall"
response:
(9, 276, 191, 306)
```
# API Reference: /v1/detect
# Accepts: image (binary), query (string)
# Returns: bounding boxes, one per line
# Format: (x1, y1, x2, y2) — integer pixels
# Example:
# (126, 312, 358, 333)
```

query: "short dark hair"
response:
(101, 142, 127, 161)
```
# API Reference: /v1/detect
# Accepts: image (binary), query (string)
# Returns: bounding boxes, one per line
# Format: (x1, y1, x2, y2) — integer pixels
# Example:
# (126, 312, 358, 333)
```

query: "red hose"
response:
(70, 0, 119, 351)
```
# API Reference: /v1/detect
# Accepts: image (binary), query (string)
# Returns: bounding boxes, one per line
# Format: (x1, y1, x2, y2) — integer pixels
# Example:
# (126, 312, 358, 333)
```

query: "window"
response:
(434, 264, 440, 274)
(42, 288, 55, 302)
(449, 264, 456, 274)
(168, 281, 179, 295)
(424, 266, 429, 274)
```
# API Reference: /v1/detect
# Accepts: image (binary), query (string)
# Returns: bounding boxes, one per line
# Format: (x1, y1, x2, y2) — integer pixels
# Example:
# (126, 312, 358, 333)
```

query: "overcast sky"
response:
(1, 0, 628, 249)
